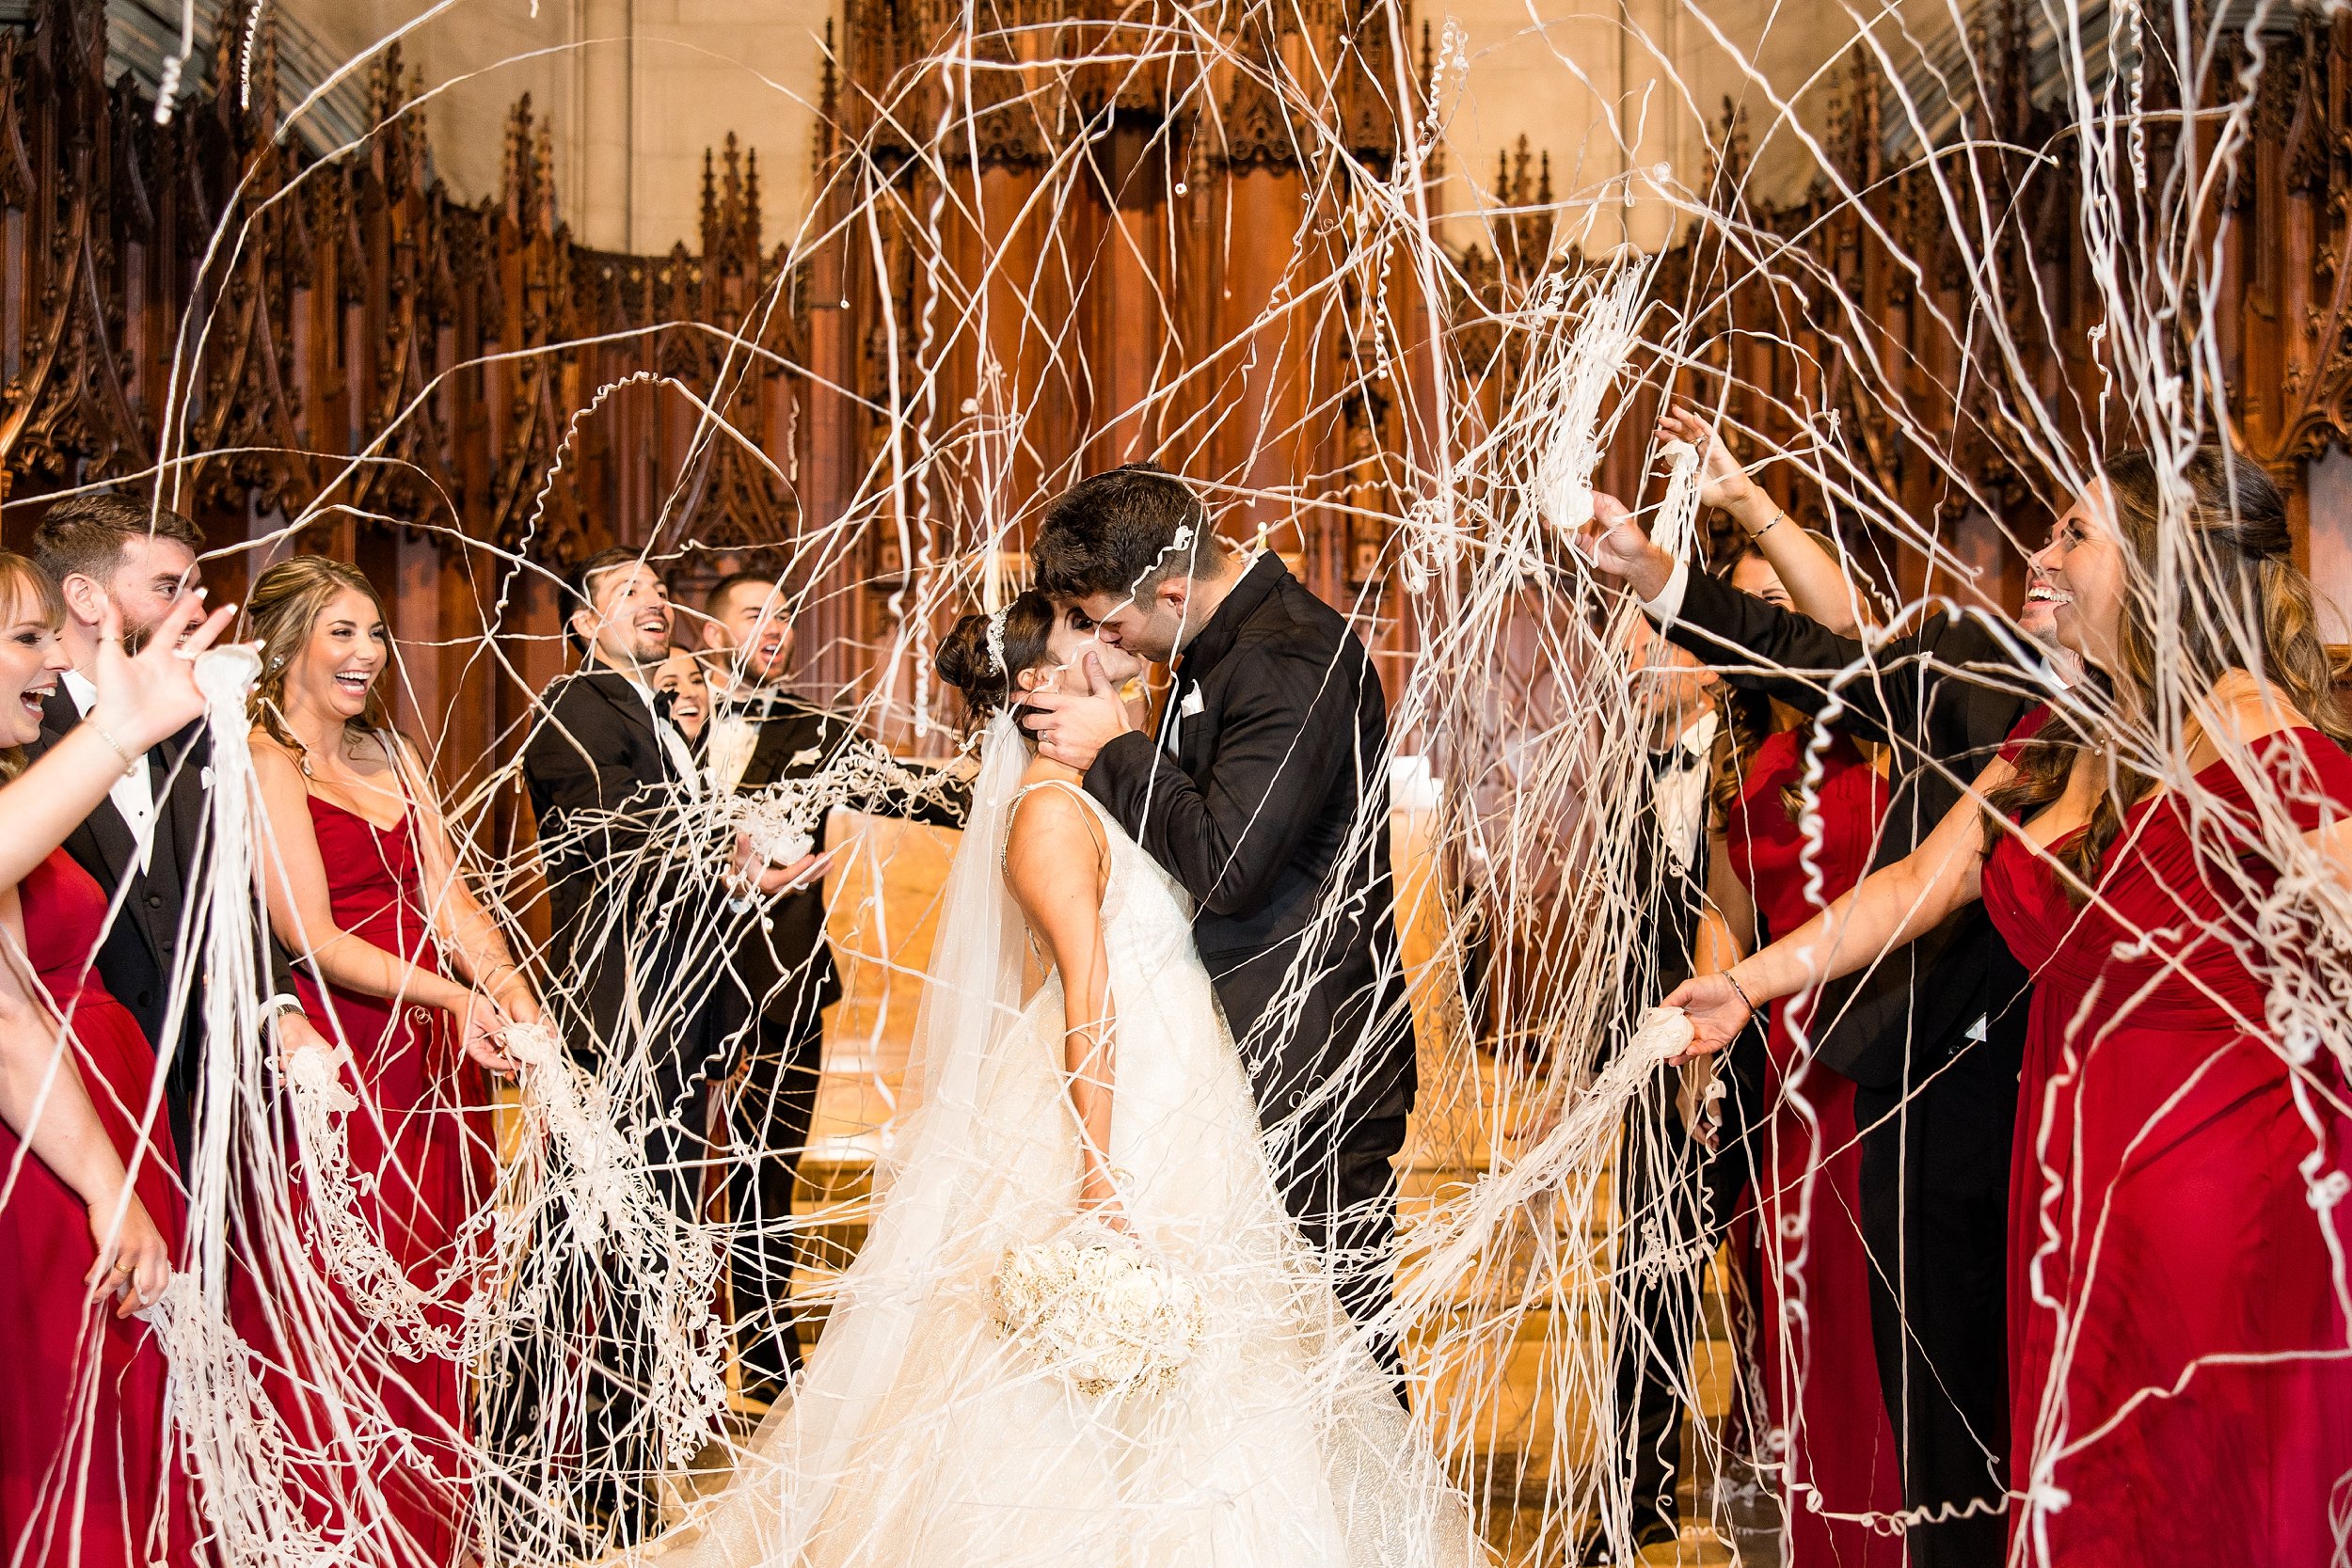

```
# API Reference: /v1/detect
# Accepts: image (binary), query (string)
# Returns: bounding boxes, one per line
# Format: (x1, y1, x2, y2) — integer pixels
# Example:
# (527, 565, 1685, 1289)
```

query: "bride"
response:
(665, 592, 1480, 1566)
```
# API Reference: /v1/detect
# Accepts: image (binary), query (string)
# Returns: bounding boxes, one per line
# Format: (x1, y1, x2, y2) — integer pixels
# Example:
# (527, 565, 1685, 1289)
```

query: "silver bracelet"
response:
(1723, 971, 1759, 1017)
(1749, 512, 1787, 540)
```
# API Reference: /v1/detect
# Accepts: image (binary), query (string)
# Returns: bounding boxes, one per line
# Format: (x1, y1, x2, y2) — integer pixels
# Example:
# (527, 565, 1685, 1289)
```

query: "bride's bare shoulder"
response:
(1003, 784, 1108, 895)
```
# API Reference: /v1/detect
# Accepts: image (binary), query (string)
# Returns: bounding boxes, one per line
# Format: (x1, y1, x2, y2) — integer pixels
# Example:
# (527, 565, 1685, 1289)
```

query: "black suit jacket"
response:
(26, 687, 297, 1163)
(522, 668, 713, 1058)
(715, 689, 968, 1038)
(1086, 553, 1415, 1127)
(1657, 568, 2042, 1088)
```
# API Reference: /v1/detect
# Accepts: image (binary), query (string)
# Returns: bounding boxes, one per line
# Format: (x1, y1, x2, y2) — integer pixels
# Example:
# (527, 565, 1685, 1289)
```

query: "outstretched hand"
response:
(1574, 493, 1677, 600)
(1658, 974, 1755, 1062)
(87, 591, 243, 753)
(1656, 406, 1756, 512)
(729, 836, 833, 900)
(1025, 653, 1134, 774)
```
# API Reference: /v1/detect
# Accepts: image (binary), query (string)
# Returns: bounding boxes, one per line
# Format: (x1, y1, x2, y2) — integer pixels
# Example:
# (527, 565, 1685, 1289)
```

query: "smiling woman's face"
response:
(0, 576, 66, 748)
(1727, 552, 1792, 610)
(286, 587, 391, 723)
(2026, 480, 2130, 670)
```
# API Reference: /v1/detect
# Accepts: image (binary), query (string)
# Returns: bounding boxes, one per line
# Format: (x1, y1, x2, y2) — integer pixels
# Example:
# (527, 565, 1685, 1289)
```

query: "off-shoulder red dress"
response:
(239, 798, 494, 1567)
(1980, 709, 2352, 1563)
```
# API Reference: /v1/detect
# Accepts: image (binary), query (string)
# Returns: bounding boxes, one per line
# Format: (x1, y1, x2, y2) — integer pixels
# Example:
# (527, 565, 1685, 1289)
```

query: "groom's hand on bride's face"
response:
(1026, 652, 1134, 773)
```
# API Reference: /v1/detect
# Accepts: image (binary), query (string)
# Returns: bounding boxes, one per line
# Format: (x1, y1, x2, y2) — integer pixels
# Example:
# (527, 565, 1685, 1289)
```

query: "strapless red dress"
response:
(239, 798, 493, 1567)
(1980, 710, 2352, 1564)
(0, 848, 190, 1568)
(1722, 727, 1904, 1567)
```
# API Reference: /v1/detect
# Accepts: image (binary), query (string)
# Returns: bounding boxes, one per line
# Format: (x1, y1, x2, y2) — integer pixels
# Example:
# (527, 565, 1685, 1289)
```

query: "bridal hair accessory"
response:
(992, 1223, 1206, 1399)
(984, 607, 1009, 677)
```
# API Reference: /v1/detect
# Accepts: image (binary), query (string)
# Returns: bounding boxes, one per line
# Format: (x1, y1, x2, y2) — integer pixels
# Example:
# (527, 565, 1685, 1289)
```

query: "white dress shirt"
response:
(1650, 707, 1718, 876)
(61, 667, 157, 872)
(621, 672, 702, 790)
(1640, 557, 1693, 624)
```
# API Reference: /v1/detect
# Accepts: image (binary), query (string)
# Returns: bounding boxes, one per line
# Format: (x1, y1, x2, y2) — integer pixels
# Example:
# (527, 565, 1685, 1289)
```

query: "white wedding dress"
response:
(662, 715, 1481, 1568)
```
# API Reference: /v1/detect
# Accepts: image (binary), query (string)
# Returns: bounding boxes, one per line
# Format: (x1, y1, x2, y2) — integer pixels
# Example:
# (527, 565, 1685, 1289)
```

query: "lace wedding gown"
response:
(665, 721, 1479, 1568)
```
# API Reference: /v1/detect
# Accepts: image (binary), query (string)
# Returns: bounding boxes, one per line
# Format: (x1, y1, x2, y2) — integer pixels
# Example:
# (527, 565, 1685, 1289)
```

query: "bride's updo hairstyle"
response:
(936, 591, 1057, 734)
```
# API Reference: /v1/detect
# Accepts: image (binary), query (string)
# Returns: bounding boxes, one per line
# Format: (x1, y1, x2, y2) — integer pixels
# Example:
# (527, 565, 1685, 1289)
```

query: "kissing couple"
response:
(661, 465, 1485, 1566)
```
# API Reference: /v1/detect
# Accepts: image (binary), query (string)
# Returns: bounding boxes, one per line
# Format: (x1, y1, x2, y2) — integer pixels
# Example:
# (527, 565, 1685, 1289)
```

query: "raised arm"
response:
(1584, 494, 1919, 749)
(0, 885, 171, 1316)
(1664, 748, 2016, 1055)
(0, 593, 238, 892)
(1659, 407, 1866, 636)
(1001, 787, 1123, 1227)
(250, 740, 511, 1067)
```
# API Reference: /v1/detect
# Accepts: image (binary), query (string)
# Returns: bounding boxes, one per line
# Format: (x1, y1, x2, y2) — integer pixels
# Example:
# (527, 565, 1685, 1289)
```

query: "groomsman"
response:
(696, 571, 966, 1400)
(1594, 614, 1763, 1561)
(1587, 494, 2051, 1568)
(26, 496, 322, 1167)
(516, 547, 815, 1547)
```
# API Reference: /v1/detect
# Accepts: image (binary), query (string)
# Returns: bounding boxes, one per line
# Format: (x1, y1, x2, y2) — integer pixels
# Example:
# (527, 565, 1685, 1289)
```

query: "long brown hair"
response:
(0, 550, 65, 783)
(245, 556, 398, 765)
(1707, 530, 1851, 831)
(1984, 443, 2351, 900)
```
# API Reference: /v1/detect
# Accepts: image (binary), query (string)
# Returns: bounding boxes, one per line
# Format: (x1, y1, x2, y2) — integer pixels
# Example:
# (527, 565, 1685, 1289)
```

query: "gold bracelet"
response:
(85, 721, 142, 776)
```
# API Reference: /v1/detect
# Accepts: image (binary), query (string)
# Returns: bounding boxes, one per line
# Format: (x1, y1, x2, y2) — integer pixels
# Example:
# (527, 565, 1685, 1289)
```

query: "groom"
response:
(1025, 464, 1415, 1364)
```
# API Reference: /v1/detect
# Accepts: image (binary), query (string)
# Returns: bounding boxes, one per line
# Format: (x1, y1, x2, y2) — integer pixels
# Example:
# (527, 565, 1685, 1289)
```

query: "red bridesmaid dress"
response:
(240, 798, 493, 1568)
(1722, 727, 1905, 1567)
(1980, 708, 2352, 1564)
(0, 849, 191, 1568)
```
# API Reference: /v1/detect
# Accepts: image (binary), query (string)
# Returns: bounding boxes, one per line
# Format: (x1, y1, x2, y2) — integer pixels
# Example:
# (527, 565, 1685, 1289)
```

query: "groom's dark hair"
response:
(1032, 463, 1232, 602)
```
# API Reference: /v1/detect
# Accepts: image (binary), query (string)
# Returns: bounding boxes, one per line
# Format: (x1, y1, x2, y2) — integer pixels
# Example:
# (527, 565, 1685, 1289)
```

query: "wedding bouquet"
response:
(991, 1224, 1207, 1399)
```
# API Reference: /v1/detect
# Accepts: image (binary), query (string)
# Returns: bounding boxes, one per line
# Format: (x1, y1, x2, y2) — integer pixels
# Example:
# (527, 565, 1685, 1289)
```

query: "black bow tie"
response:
(725, 690, 782, 720)
(1649, 745, 1702, 777)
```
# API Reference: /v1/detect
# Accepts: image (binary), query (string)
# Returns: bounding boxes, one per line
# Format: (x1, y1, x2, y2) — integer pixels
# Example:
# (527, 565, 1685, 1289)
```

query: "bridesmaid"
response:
(1672, 444, 2352, 1565)
(0, 551, 238, 1568)
(1699, 528, 1904, 1568)
(241, 556, 541, 1566)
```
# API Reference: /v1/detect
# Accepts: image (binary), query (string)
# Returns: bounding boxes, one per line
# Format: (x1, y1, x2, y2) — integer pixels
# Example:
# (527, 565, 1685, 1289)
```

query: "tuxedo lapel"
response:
(578, 669, 670, 781)
(153, 721, 207, 875)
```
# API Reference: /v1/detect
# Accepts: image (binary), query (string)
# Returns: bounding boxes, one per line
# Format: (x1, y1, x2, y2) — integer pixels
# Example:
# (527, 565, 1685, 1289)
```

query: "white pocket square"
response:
(1179, 688, 1204, 719)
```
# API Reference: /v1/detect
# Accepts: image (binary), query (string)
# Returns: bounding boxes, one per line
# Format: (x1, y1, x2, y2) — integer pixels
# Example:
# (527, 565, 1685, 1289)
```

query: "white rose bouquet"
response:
(991, 1224, 1207, 1399)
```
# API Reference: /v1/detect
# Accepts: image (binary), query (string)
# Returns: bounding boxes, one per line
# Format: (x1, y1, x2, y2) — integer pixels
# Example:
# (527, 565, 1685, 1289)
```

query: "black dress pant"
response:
(1608, 1039, 1759, 1549)
(1270, 1109, 1411, 1379)
(716, 1012, 826, 1395)
(1851, 1018, 2023, 1568)
(479, 995, 731, 1556)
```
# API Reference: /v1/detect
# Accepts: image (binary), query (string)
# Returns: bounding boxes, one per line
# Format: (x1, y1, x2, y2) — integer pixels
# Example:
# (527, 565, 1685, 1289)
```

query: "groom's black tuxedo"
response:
(1086, 553, 1413, 1126)
(1085, 553, 1413, 1354)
